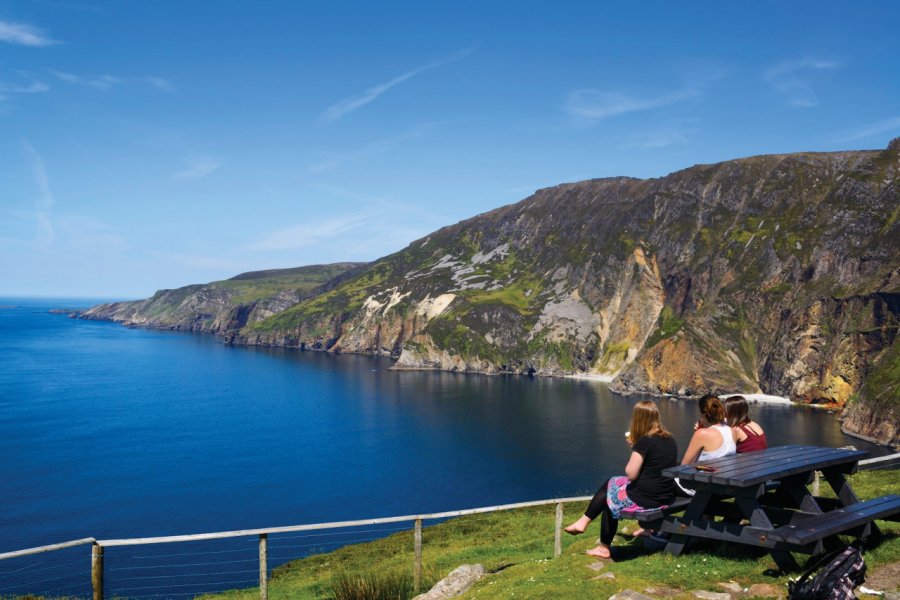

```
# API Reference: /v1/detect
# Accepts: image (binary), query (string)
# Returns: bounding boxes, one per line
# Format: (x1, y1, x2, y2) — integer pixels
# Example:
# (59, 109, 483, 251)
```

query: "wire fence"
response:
(1, 451, 896, 600)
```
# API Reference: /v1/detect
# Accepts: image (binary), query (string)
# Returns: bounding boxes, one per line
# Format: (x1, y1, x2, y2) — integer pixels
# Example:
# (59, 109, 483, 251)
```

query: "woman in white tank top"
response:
(681, 395, 737, 464)
(698, 424, 737, 460)
(676, 395, 737, 496)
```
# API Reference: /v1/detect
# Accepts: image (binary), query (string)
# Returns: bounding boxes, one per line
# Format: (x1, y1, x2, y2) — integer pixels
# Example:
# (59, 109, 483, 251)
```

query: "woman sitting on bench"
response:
(675, 395, 737, 496)
(681, 395, 736, 463)
(564, 400, 678, 558)
(724, 395, 767, 452)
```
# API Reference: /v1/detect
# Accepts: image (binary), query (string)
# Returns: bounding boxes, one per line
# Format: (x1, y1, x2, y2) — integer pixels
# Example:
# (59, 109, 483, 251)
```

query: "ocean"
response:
(0, 297, 886, 597)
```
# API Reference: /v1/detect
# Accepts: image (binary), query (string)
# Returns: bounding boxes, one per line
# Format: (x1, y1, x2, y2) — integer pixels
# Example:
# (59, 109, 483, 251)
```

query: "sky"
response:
(1, 1, 899, 298)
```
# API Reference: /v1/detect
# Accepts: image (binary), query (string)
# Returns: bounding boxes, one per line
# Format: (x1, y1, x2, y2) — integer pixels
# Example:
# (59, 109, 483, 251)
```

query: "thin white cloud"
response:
(48, 69, 174, 93)
(831, 117, 900, 144)
(144, 76, 175, 93)
(21, 141, 56, 246)
(307, 123, 435, 173)
(565, 88, 697, 122)
(150, 251, 249, 273)
(318, 45, 477, 125)
(0, 20, 59, 46)
(0, 73, 50, 99)
(247, 213, 375, 251)
(55, 214, 129, 254)
(763, 58, 839, 107)
(172, 157, 220, 182)
(622, 123, 696, 150)
(48, 69, 121, 91)
(308, 183, 453, 224)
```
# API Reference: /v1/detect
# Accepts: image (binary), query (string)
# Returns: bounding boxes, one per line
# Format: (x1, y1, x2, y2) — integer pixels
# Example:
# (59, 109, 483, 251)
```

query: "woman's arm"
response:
(680, 429, 708, 464)
(624, 450, 645, 480)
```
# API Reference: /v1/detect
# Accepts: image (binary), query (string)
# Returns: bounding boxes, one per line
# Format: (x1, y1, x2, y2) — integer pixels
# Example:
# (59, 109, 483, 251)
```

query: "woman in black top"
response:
(564, 400, 678, 558)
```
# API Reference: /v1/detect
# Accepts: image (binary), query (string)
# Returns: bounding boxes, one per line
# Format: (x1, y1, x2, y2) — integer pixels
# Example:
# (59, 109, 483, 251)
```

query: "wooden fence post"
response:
(554, 502, 563, 558)
(91, 543, 104, 600)
(414, 518, 423, 592)
(259, 533, 268, 600)
(812, 471, 820, 496)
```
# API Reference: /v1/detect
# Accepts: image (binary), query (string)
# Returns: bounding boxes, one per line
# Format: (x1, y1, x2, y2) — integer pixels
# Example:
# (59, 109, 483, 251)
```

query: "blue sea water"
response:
(0, 297, 887, 597)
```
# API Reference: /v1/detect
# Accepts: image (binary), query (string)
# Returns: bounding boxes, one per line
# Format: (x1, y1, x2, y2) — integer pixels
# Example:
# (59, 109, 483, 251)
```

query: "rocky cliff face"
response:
(81, 141, 900, 445)
(232, 140, 898, 429)
(79, 263, 365, 334)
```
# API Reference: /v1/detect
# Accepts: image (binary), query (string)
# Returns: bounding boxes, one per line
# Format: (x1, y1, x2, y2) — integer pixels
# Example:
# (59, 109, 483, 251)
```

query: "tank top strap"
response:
(739, 424, 759, 437)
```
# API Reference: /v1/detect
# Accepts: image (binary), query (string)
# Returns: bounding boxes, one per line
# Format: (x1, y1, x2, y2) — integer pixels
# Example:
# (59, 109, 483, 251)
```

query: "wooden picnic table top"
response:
(663, 445, 870, 488)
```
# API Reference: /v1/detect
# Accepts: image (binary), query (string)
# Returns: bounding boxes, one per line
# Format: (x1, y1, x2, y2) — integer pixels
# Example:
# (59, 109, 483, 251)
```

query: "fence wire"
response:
(1, 452, 896, 599)
(0, 545, 91, 599)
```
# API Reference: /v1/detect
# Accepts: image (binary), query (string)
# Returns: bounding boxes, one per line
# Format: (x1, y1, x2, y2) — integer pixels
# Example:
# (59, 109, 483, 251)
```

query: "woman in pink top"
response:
(724, 395, 767, 452)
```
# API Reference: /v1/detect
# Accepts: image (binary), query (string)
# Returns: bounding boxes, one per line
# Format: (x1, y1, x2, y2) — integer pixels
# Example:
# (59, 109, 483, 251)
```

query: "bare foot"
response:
(564, 515, 591, 535)
(631, 528, 650, 538)
(585, 545, 611, 559)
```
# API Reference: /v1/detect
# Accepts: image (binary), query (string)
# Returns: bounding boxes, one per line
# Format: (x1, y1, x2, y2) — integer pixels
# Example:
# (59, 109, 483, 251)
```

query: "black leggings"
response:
(584, 478, 618, 545)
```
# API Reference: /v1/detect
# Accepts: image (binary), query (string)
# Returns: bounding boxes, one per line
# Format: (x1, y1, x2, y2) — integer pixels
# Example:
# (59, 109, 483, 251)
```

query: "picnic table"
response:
(636, 445, 900, 571)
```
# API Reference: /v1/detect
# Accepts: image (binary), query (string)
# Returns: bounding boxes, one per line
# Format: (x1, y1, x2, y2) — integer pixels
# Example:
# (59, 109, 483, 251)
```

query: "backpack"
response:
(788, 544, 866, 600)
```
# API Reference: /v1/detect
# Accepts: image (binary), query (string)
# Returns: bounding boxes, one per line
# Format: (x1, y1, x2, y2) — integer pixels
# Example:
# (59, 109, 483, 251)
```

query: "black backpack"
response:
(788, 545, 866, 600)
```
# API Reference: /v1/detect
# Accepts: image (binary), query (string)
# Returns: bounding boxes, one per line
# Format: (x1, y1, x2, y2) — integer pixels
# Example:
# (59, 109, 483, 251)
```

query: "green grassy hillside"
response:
(202, 469, 899, 600)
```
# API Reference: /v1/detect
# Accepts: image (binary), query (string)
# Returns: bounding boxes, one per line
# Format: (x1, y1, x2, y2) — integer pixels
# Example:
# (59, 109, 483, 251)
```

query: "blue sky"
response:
(1, 1, 899, 298)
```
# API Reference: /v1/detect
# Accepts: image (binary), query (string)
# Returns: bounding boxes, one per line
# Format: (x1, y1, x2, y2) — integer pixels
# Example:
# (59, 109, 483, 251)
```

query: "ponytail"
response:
(698, 394, 725, 426)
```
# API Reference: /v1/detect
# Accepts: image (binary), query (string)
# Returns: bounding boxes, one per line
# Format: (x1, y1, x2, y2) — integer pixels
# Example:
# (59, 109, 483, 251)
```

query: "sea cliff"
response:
(80, 140, 900, 446)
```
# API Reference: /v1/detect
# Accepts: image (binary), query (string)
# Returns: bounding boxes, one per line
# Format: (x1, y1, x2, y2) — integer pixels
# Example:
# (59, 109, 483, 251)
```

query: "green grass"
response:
(199, 469, 899, 600)
(645, 306, 685, 348)
(216, 264, 362, 307)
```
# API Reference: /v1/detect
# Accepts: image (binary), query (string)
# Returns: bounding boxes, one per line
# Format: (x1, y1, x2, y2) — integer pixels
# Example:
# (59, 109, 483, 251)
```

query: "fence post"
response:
(91, 543, 104, 600)
(554, 502, 563, 558)
(414, 518, 423, 592)
(259, 533, 268, 600)
(812, 471, 820, 496)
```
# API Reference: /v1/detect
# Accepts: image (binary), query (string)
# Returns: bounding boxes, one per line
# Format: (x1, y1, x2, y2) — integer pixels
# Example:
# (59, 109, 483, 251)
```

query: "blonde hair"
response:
(629, 400, 671, 443)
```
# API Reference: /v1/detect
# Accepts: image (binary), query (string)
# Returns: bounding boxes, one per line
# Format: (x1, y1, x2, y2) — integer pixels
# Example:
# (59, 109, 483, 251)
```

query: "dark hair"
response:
(725, 395, 750, 427)
(698, 394, 725, 427)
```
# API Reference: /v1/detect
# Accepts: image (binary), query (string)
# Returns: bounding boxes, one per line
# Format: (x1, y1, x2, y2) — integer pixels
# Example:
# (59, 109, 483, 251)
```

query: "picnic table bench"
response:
(655, 445, 900, 571)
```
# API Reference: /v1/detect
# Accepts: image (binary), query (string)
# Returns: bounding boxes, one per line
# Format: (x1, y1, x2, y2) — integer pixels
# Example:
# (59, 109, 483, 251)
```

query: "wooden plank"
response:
(91, 543, 103, 600)
(665, 491, 712, 557)
(731, 451, 867, 487)
(96, 495, 594, 547)
(414, 518, 423, 592)
(822, 468, 860, 507)
(0, 537, 96, 561)
(858, 452, 900, 467)
(672, 446, 866, 478)
(715, 447, 842, 484)
(664, 446, 803, 481)
(707, 447, 840, 485)
(767, 495, 900, 545)
(659, 516, 815, 553)
(554, 503, 563, 559)
(259, 534, 268, 600)
(664, 446, 867, 487)
(621, 497, 692, 522)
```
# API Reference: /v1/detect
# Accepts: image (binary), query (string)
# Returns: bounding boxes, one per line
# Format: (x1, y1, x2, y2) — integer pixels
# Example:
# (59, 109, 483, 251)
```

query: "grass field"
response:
(201, 468, 899, 600)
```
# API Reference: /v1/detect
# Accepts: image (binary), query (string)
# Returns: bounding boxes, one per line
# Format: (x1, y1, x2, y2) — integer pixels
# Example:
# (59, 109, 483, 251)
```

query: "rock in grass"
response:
(587, 561, 606, 571)
(413, 564, 485, 600)
(693, 591, 732, 600)
(593, 572, 616, 580)
(610, 590, 655, 600)
(645, 585, 683, 597)
(746, 583, 784, 598)
(717, 582, 743, 593)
